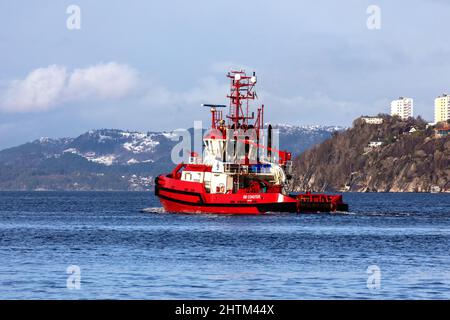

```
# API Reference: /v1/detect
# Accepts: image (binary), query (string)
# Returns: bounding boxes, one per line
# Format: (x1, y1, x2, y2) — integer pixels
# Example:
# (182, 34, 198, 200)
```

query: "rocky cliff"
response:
(291, 115, 450, 192)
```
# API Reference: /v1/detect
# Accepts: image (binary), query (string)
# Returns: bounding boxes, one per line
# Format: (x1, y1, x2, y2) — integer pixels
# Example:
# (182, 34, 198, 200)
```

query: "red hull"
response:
(154, 174, 348, 214)
(155, 175, 298, 214)
(159, 197, 263, 214)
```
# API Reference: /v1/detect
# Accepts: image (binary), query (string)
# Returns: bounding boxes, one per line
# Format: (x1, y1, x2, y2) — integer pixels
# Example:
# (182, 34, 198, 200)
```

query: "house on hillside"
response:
(434, 123, 450, 138)
(361, 117, 383, 125)
(364, 141, 383, 153)
(368, 141, 383, 148)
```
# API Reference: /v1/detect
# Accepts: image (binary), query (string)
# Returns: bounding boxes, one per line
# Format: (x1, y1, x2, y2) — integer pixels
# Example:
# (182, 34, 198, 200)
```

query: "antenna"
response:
(226, 70, 259, 130)
(201, 104, 227, 108)
(202, 104, 226, 129)
(203, 71, 264, 135)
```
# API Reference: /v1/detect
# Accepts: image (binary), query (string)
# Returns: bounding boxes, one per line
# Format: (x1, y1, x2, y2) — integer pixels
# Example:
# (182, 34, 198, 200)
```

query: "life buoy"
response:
(218, 183, 225, 193)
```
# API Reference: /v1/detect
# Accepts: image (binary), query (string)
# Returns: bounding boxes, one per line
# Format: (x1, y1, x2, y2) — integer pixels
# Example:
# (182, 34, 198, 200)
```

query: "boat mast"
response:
(226, 70, 262, 132)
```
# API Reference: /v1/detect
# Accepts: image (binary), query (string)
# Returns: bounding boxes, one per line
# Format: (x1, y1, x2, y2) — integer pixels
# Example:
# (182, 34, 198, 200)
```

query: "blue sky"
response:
(1, 0, 450, 148)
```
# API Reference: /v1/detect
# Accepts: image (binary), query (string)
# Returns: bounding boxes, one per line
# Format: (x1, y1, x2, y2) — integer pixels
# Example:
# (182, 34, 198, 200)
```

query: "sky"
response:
(1, 0, 450, 149)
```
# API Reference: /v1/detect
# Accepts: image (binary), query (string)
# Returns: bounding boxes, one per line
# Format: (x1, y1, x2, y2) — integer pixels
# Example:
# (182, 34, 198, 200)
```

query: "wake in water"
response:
(140, 208, 351, 216)
(341, 210, 415, 217)
(140, 207, 237, 218)
(140, 207, 166, 214)
(140, 207, 415, 218)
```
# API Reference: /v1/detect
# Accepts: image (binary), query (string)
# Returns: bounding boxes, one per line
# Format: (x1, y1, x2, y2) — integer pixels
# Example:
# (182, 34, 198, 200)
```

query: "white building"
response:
(361, 117, 383, 125)
(364, 141, 383, 153)
(434, 94, 450, 124)
(368, 141, 383, 148)
(391, 97, 413, 120)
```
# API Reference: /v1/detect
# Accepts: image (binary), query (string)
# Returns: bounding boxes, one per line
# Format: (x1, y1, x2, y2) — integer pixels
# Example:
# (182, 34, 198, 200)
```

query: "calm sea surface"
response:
(0, 192, 449, 299)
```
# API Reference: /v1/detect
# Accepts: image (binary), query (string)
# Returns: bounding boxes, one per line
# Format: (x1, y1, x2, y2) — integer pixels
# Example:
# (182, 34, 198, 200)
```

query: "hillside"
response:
(291, 115, 450, 192)
(0, 125, 340, 191)
(0, 129, 175, 191)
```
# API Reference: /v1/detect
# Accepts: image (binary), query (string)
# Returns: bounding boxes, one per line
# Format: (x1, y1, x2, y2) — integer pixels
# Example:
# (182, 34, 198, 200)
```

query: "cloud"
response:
(209, 61, 255, 74)
(1, 65, 67, 112)
(139, 63, 364, 127)
(260, 91, 363, 125)
(66, 63, 138, 100)
(0, 62, 139, 113)
(142, 62, 257, 110)
(142, 76, 228, 108)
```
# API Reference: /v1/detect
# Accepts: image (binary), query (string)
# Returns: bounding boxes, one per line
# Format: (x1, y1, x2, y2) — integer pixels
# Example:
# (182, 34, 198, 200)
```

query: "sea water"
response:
(0, 192, 449, 299)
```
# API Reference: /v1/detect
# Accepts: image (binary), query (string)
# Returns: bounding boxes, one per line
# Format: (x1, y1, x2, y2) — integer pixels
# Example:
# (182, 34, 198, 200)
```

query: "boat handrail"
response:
(223, 163, 274, 174)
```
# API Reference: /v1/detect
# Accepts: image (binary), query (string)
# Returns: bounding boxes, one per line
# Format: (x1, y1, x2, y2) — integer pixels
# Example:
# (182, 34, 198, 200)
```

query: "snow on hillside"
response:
(63, 148, 117, 166)
(122, 132, 160, 154)
(21, 124, 340, 166)
(271, 123, 346, 134)
(33, 129, 173, 166)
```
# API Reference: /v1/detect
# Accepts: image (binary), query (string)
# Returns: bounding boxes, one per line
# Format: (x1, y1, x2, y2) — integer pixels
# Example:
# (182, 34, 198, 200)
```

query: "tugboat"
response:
(155, 70, 348, 214)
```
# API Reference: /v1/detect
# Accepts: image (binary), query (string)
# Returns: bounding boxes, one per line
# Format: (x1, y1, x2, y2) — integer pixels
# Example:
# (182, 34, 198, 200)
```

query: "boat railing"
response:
(224, 163, 273, 174)
(224, 163, 241, 173)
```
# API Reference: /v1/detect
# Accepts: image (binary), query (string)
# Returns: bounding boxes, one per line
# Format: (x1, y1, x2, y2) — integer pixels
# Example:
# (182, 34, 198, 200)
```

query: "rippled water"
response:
(0, 192, 449, 299)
